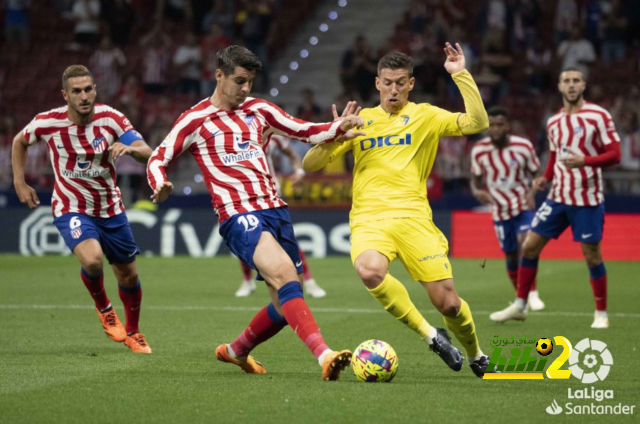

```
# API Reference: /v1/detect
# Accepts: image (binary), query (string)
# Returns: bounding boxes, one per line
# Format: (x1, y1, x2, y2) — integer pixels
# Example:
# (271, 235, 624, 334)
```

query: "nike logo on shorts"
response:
(295, 261, 302, 267)
(582, 233, 593, 239)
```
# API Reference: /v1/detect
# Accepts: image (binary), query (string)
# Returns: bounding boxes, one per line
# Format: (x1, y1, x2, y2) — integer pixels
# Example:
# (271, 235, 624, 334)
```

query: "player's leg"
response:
(100, 213, 150, 353)
(516, 211, 544, 311)
(54, 213, 126, 343)
(491, 200, 567, 322)
(495, 218, 519, 290)
(422, 278, 490, 376)
(235, 259, 256, 297)
(571, 203, 607, 328)
(299, 249, 327, 298)
(352, 221, 435, 341)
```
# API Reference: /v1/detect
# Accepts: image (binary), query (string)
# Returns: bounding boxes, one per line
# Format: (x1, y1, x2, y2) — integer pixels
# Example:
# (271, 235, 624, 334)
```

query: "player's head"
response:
(487, 106, 510, 145)
(376, 52, 415, 114)
(558, 68, 586, 105)
(214, 45, 262, 108)
(61, 65, 97, 117)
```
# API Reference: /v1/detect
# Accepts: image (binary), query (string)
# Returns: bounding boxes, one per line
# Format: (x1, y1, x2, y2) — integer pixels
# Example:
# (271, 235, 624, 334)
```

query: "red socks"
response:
(118, 281, 142, 335)
(230, 304, 287, 357)
(80, 268, 110, 311)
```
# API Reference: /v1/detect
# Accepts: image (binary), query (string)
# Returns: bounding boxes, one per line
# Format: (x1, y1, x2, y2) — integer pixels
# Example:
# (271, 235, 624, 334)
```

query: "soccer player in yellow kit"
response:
(304, 43, 492, 377)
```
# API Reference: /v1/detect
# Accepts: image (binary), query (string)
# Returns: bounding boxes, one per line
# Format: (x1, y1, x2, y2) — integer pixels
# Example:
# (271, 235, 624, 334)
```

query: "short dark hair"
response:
(377, 51, 413, 77)
(62, 65, 94, 90)
(488, 106, 509, 119)
(216, 45, 262, 76)
(559, 68, 586, 82)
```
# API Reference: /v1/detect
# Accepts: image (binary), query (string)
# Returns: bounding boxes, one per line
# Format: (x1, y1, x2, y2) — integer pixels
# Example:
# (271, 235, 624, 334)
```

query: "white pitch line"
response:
(0, 304, 639, 318)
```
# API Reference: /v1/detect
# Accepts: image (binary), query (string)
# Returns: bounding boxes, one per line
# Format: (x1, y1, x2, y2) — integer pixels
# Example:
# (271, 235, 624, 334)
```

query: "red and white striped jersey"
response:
(265, 134, 289, 174)
(147, 97, 343, 223)
(471, 135, 540, 221)
(23, 104, 136, 218)
(546, 102, 620, 206)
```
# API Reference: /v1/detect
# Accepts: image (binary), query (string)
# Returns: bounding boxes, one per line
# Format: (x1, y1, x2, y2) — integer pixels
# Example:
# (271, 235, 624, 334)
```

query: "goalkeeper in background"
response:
(304, 43, 492, 377)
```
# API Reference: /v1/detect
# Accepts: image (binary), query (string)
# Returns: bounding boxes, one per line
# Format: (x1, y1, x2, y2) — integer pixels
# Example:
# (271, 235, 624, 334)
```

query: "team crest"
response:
(574, 126, 584, 135)
(244, 115, 255, 127)
(92, 136, 106, 153)
(401, 115, 410, 125)
(70, 228, 83, 239)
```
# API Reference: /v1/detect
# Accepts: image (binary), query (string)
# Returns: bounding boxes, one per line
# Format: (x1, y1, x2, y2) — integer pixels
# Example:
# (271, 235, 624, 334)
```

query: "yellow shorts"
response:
(350, 218, 453, 282)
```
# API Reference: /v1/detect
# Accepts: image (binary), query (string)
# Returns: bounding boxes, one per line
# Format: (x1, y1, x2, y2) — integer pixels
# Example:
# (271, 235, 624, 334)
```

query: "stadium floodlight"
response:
(329, 11, 338, 20)
(194, 174, 203, 183)
(338, 0, 347, 6)
(270, 88, 279, 97)
(309, 36, 318, 45)
(300, 49, 309, 58)
(319, 23, 329, 32)
(183, 186, 192, 195)
(289, 61, 299, 70)
(280, 75, 289, 84)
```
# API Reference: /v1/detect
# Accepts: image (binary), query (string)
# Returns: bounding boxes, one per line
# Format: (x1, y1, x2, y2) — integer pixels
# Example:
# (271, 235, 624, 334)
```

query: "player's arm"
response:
(470, 175, 491, 205)
(560, 115, 621, 169)
(147, 125, 194, 204)
(279, 143, 306, 183)
(302, 102, 359, 172)
(443, 42, 489, 135)
(260, 100, 365, 145)
(109, 131, 153, 164)
(11, 131, 40, 209)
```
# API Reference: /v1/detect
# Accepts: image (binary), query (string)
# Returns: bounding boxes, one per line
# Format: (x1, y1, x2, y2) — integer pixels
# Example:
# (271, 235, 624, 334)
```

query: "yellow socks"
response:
(443, 298, 481, 359)
(368, 274, 432, 339)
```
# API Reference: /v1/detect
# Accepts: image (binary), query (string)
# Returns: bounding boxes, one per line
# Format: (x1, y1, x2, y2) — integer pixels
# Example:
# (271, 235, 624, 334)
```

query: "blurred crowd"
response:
(0, 0, 638, 198)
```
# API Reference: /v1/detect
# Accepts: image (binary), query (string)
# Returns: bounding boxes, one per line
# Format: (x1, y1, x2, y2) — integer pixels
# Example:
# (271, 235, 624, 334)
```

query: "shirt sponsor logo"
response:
(418, 252, 446, 262)
(360, 134, 412, 151)
(236, 137, 251, 151)
(220, 149, 265, 165)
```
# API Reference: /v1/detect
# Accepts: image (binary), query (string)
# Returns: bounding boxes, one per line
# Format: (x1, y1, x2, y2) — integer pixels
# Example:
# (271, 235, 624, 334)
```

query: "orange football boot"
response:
(125, 333, 152, 354)
(321, 349, 352, 381)
(215, 344, 266, 374)
(97, 308, 126, 342)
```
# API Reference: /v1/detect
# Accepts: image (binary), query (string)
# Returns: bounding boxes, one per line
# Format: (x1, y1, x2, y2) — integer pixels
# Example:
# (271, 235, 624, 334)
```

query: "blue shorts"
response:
(53, 212, 140, 264)
(494, 210, 534, 253)
(219, 207, 303, 278)
(530, 199, 604, 243)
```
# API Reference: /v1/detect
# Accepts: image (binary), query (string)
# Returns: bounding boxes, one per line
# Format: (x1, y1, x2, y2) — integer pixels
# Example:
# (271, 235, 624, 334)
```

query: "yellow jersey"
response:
(328, 102, 462, 224)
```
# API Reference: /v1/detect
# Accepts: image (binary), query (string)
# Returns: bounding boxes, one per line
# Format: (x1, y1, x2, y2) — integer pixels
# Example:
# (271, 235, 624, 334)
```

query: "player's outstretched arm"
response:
(150, 181, 174, 204)
(11, 132, 40, 209)
(444, 42, 489, 135)
(109, 139, 153, 163)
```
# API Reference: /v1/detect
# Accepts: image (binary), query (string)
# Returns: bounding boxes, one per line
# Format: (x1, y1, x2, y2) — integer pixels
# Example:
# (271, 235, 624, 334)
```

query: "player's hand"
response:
(443, 42, 466, 75)
(14, 181, 40, 209)
(290, 170, 305, 186)
(560, 153, 585, 169)
(332, 101, 361, 120)
(108, 143, 134, 161)
(151, 181, 173, 204)
(338, 114, 366, 141)
(474, 190, 492, 205)
(532, 176, 548, 191)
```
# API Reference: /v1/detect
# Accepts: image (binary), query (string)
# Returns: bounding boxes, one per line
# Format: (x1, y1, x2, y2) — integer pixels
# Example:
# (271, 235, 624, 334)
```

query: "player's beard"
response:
(73, 101, 94, 117)
(563, 91, 583, 105)
(492, 134, 508, 148)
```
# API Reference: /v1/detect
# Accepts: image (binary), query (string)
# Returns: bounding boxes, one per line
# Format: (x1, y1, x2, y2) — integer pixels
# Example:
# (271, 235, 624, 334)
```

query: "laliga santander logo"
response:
(568, 338, 613, 384)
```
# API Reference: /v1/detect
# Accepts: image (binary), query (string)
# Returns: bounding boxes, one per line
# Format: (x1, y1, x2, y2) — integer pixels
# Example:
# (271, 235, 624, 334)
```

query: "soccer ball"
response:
(536, 338, 554, 356)
(351, 339, 399, 382)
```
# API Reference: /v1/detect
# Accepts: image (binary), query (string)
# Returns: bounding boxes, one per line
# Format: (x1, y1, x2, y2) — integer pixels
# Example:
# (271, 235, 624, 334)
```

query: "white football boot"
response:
(591, 311, 610, 329)
(490, 303, 528, 323)
(304, 278, 327, 298)
(235, 279, 256, 297)
(528, 291, 545, 311)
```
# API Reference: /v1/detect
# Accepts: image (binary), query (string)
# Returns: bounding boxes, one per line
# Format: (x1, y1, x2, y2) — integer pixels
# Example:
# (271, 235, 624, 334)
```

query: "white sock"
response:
(595, 310, 608, 318)
(529, 290, 539, 298)
(226, 344, 238, 359)
(423, 326, 438, 345)
(514, 298, 527, 310)
(318, 348, 332, 366)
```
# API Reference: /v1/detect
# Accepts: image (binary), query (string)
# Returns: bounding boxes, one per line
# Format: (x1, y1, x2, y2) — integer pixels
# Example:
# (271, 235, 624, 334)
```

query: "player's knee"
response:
(356, 263, 386, 288)
(119, 273, 139, 288)
(83, 258, 103, 275)
(521, 240, 540, 258)
(439, 298, 461, 318)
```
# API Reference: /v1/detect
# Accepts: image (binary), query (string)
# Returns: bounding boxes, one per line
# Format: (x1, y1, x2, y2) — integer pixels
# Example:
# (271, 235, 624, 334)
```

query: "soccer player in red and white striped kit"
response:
(491, 69, 621, 328)
(147, 45, 365, 379)
(470, 106, 545, 311)
(12, 65, 153, 352)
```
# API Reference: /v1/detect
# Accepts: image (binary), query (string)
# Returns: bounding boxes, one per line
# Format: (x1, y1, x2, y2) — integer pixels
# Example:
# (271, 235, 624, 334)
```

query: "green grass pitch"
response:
(1, 255, 638, 424)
